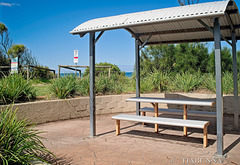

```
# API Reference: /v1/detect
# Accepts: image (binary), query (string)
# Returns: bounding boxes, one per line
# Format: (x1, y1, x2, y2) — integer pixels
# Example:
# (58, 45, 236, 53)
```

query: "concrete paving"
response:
(36, 113, 240, 165)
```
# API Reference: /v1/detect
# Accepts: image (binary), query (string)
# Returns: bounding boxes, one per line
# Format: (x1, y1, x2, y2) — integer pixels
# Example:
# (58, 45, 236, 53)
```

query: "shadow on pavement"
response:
(123, 129, 216, 146)
(224, 137, 240, 155)
(40, 153, 73, 165)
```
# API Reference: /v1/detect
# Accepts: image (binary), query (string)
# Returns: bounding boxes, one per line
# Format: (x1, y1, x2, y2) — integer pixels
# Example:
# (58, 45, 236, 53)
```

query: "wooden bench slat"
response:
(112, 114, 210, 148)
(112, 114, 209, 129)
(140, 107, 216, 117)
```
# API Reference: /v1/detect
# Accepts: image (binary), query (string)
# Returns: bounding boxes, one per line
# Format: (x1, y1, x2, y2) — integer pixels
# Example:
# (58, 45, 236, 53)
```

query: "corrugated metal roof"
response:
(70, 0, 240, 44)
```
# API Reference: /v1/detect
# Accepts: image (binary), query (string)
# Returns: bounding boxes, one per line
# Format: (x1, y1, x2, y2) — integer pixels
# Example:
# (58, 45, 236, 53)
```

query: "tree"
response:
(32, 65, 54, 79)
(139, 43, 209, 75)
(0, 23, 12, 66)
(7, 44, 38, 66)
(19, 49, 38, 66)
(0, 23, 7, 32)
(7, 44, 26, 59)
(140, 45, 176, 76)
(174, 43, 209, 73)
(207, 47, 233, 73)
(7, 44, 39, 78)
(0, 23, 11, 77)
(0, 50, 9, 66)
(0, 23, 12, 58)
(178, 0, 199, 6)
(237, 51, 240, 72)
(0, 23, 46, 79)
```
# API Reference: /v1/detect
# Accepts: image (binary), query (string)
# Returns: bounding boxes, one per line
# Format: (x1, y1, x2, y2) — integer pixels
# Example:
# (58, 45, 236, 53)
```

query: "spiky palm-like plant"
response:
(0, 107, 53, 164)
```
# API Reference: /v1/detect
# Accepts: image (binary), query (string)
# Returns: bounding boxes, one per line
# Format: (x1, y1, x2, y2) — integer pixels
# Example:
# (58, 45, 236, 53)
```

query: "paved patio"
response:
(36, 112, 240, 165)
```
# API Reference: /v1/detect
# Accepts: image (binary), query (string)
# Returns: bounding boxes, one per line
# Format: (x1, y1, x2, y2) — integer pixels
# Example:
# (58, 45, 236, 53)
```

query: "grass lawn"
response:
(30, 78, 51, 85)
(33, 84, 51, 97)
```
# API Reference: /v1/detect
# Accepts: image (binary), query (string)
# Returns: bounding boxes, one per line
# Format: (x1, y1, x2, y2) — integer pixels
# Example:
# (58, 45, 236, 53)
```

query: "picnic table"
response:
(126, 97, 216, 135)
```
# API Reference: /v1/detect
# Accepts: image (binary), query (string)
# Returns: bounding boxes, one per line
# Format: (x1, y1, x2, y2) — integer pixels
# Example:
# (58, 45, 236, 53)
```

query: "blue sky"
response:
(1, 0, 240, 73)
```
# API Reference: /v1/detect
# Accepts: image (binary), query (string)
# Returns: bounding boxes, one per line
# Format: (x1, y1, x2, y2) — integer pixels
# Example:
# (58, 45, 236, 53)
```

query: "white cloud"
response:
(0, 2, 20, 7)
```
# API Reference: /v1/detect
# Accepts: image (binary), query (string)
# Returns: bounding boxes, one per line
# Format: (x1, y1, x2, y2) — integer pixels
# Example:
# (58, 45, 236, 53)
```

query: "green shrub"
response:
(140, 77, 154, 93)
(50, 75, 77, 99)
(29, 66, 54, 80)
(77, 74, 128, 95)
(131, 71, 169, 93)
(201, 73, 216, 92)
(201, 72, 240, 94)
(95, 74, 126, 95)
(222, 72, 234, 94)
(202, 72, 235, 94)
(150, 71, 170, 92)
(122, 77, 135, 93)
(0, 107, 53, 164)
(83, 62, 124, 77)
(0, 84, 4, 103)
(169, 72, 202, 92)
(0, 74, 36, 104)
(96, 74, 113, 94)
(77, 76, 90, 96)
(110, 74, 127, 94)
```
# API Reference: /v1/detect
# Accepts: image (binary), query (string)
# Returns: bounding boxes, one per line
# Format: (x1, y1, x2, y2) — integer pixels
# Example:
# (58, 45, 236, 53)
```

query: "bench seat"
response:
(140, 107, 216, 117)
(112, 114, 210, 148)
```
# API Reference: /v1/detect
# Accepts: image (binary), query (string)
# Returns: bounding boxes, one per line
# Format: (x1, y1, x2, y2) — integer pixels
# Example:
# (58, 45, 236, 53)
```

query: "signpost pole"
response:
(75, 63, 77, 76)
(74, 50, 78, 77)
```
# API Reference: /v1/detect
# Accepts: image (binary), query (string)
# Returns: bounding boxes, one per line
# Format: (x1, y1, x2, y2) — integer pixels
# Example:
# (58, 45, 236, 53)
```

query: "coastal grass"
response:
(1, 72, 240, 102)
(76, 72, 240, 95)
(201, 73, 216, 93)
(168, 72, 203, 93)
(222, 72, 234, 94)
(78, 74, 129, 96)
(134, 71, 240, 94)
(0, 74, 36, 105)
(0, 107, 54, 164)
(50, 75, 78, 99)
(77, 76, 90, 96)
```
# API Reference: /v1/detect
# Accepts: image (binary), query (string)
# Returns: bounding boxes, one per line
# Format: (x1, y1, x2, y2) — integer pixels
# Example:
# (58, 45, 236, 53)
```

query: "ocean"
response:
(60, 72, 133, 77)
(125, 72, 133, 77)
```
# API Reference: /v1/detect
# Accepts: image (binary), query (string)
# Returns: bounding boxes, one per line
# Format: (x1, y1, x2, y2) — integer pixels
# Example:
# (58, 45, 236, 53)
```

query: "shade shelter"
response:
(70, 0, 240, 156)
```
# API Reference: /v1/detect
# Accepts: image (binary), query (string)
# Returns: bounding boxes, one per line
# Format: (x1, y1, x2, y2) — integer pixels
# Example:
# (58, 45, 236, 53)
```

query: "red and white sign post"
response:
(74, 50, 78, 63)
(74, 50, 78, 75)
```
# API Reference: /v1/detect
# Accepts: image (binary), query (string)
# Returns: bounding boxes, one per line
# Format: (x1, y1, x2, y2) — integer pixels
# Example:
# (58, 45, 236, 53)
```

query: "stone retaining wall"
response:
(0, 93, 239, 124)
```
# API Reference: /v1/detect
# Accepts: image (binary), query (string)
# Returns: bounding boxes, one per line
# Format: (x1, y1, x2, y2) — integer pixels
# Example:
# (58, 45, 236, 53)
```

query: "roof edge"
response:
(70, 13, 225, 35)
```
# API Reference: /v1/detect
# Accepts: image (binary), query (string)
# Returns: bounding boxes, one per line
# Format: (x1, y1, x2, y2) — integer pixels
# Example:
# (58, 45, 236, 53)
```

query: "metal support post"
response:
(94, 31, 104, 44)
(214, 18, 223, 156)
(139, 35, 152, 50)
(198, 19, 232, 46)
(89, 32, 96, 137)
(232, 31, 239, 130)
(135, 38, 140, 115)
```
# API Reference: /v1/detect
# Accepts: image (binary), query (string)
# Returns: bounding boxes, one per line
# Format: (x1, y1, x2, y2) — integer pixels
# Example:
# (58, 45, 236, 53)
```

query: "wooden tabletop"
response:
(126, 97, 216, 106)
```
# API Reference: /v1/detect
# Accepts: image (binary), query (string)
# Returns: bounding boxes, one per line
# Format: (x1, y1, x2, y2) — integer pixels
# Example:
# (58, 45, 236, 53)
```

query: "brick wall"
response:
(0, 93, 239, 124)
